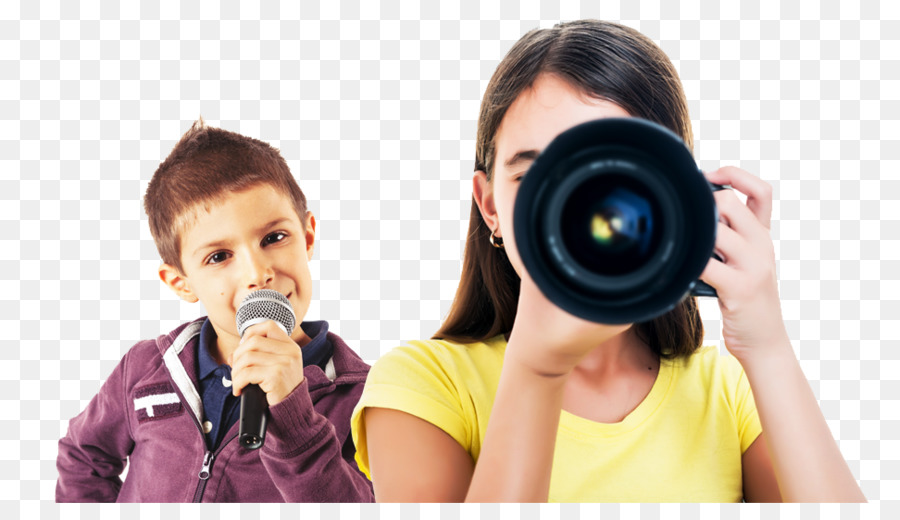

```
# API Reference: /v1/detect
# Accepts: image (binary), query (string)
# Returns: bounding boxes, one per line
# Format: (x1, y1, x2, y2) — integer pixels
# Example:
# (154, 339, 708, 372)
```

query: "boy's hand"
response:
(230, 320, 304, 406)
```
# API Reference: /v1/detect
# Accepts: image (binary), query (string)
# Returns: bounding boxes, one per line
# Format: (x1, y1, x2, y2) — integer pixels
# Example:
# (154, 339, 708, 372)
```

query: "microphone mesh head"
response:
(235, 289, 297, 337)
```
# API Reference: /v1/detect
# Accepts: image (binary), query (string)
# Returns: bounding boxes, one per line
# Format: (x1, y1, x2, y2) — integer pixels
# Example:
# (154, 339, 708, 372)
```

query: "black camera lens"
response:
(514, 118, 720, 324)
(560, 174, 661, 277)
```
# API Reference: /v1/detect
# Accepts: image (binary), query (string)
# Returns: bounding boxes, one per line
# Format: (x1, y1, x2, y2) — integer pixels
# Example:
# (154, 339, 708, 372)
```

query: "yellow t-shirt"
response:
(351, 336, 762, 502)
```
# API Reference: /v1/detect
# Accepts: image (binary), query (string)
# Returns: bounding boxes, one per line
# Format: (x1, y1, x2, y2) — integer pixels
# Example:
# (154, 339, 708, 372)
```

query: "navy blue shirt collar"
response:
(198, 318, 334, 375)
(198, 319, 222, 380)
(298, 320, 332, 370)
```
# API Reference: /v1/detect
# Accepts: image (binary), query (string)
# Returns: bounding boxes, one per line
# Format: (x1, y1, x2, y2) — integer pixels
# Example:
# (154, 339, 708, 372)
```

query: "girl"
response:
(351, 20, 865, 502)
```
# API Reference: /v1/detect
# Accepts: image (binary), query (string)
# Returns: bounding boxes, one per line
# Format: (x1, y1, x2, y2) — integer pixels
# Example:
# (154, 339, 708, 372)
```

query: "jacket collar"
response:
(298, 331, 370, 400)
(154, 317, 370, 413)
(155, 318, 205, 424)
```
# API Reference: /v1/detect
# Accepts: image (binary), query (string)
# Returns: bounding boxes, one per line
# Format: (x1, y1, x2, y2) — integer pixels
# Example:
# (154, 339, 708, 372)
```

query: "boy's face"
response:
(159, 183, 316, 352)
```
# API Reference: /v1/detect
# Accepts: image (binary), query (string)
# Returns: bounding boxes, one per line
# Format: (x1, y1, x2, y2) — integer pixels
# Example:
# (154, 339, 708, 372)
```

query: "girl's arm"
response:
(365, 408, 473, 501)
(365, 277, 628, 502)
(465, 349, 570, 502)
(742, 432, 782, 502)
(363, 358, 578, 502)
(741, 340, 866, 502)
(702, 167, 865, 502)
(463, 277, 631, 502)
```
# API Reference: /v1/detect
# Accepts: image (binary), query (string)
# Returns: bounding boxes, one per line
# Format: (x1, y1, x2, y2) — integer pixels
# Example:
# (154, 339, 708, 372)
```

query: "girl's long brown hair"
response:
(435, 20, 704, 359)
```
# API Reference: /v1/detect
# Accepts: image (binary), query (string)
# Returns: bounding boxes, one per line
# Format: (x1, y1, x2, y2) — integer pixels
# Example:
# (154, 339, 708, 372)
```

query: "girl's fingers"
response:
(698, 253, 734, 292)
(710, 221, 747, 267)
(713, 188, 770, 244)
(705, 166, 773, 230)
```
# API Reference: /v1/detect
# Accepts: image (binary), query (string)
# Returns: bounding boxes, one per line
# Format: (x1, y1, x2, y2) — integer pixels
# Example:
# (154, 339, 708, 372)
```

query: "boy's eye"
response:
(206, 251, 231, 265)
(262, 232, 287, 246)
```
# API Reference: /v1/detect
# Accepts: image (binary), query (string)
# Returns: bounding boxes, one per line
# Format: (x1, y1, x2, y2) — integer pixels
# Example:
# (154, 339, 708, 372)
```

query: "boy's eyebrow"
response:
(256, 217, 291, 233)
(192, 239, 230, 258)
(503, 149, 540, 171)
(191, 218, 294, 257)
(254, 218, 293, 235)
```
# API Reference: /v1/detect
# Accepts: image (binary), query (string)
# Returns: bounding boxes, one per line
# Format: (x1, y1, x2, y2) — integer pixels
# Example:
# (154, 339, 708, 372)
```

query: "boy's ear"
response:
(304, 212, 317, 260)
(472, 170, 500, 237)
(158, 263, 199, 303)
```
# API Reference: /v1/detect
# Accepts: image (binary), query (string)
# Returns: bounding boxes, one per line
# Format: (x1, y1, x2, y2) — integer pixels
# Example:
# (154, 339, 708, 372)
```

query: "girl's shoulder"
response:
(666, 345, 752, 401)
(372, 335, 508, 377)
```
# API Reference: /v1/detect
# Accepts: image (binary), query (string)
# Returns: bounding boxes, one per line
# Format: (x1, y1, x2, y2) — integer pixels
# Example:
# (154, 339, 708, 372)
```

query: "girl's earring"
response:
(490, 230, 504, 248)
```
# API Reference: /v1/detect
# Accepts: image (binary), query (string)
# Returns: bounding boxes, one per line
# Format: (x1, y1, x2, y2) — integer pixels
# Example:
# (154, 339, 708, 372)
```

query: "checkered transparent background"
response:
(0, 0, 897, 516)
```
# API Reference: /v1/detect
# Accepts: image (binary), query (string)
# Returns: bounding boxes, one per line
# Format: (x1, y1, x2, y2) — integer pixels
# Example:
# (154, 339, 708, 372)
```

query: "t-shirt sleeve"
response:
(720, 353, 763, 454)
(350, 340, 469, 480)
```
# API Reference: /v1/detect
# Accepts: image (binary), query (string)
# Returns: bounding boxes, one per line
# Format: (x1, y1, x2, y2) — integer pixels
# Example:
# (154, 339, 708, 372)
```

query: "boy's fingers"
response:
(233, 335, 300, 368)
(232, 350, 299, 374)
(230, 363, 302, 405)
(230, 364, 279, 394)
(229, 321, 302, 399)
(231, 348, 302, 394)
(239, 319, 289, 343)
(259, 319, 291, 337)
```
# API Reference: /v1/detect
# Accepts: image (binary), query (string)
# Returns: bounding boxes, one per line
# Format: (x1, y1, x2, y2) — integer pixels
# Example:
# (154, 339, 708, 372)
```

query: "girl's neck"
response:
(572, 326, 658, 378)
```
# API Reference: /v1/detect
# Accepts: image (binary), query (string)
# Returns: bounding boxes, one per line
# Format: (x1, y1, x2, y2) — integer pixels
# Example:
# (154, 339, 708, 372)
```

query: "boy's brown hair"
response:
(144, 118, 308, 273)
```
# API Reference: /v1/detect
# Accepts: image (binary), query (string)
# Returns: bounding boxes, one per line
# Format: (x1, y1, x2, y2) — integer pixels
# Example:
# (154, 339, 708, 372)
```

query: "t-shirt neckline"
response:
(558, 357, 675, 438)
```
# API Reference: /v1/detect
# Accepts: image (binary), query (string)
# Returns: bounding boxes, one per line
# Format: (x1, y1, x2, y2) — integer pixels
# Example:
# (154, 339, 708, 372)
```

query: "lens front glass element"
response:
(560, 174, 662, 276)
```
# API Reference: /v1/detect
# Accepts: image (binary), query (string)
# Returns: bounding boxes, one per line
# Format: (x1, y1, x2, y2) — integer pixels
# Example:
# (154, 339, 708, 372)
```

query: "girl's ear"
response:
(473, 170, 501, 237)
(158, 264, 199, 303)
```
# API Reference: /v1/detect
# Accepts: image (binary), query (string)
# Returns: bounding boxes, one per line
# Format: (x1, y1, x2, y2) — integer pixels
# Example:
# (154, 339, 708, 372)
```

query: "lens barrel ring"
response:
(540, 146, 685, 295)
(514, 118, 719, 324)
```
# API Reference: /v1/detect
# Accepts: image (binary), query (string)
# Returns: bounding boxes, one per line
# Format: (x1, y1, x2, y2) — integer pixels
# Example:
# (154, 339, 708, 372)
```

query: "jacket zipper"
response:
(165, 367, 243, 502)
(185, 395, 210, 503)
(161, 371, 216, 503)
(157, 326, 246, 502)
(160, 356, 234, 503)
(192, 451, 214, 502)
(191, 433, 239, 503)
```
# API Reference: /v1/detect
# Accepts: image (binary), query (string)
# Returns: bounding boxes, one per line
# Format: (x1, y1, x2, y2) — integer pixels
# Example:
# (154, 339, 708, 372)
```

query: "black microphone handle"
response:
(239, 383, 268, 450)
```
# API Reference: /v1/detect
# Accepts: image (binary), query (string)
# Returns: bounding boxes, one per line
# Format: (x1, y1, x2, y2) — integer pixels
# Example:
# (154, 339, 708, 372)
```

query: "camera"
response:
(513, 118, 722, 324)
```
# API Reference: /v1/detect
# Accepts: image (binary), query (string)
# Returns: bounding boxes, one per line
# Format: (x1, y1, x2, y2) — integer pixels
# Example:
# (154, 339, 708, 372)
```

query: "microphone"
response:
(234, 289, 297, 450)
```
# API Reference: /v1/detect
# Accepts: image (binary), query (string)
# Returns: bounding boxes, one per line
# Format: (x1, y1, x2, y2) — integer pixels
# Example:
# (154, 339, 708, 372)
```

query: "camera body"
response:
(513, 118, 721, 325)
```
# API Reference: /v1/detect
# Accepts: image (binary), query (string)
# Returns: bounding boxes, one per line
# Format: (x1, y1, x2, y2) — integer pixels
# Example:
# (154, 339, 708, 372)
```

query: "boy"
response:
(56, 120, 374, 502)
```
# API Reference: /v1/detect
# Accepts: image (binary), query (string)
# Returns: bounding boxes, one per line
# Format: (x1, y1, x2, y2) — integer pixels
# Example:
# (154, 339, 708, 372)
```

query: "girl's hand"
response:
(507, 270, 632, 378)
(699, 166, 791, 364)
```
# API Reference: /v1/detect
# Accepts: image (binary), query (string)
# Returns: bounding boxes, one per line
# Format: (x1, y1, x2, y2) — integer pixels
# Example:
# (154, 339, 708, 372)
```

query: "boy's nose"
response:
(243, 253, 274, 289)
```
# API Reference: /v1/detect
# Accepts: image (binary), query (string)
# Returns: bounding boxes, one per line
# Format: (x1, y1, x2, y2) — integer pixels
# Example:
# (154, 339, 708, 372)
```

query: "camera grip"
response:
(689, 180, 727, 298)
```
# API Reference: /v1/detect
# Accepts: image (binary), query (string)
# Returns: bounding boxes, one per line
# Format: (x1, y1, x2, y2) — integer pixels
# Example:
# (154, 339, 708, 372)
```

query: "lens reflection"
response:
(561, 177, 660, 276)
(591, 212, 618, 243)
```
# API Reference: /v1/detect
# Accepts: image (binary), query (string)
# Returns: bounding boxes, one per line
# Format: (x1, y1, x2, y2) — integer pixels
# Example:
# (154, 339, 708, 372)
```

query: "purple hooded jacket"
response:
(56, 318, 374, 502)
